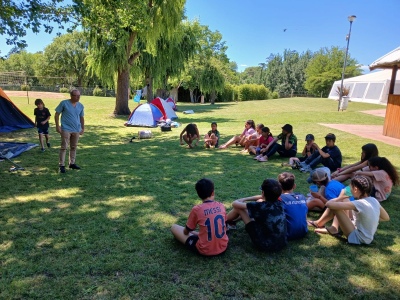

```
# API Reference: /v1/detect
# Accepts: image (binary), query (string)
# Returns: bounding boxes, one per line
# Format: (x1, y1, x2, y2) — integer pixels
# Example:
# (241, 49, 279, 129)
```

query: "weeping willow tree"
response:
(178, 22, 229, 103)
(80, 0, 185, 115)
(199, 58, 225, 104)
(132, 20, 199, 102)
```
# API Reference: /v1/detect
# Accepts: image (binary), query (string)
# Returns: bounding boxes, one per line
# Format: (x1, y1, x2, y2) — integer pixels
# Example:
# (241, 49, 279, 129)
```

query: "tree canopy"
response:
(0, 0, 74, 48)
(80, 0, 186, 115)
(305, 46, 361, 97)
(38, 31, 89, 87)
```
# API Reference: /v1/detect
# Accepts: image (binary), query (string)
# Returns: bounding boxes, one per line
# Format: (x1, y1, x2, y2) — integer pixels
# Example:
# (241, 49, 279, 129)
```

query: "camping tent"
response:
(151, 97, 178, 120)
(125, 103, 164, 127)
(166, 97, 177, 111)
(0, 88, 35, 132)
(328, 69, 400, 105)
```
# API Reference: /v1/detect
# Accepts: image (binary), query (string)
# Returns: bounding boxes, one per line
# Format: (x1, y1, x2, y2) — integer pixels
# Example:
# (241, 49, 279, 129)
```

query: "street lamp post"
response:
(338, 15, 356, 111)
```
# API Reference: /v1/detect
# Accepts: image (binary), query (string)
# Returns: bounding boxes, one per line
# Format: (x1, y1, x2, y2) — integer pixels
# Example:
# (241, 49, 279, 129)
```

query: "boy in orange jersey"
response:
(171, 178, 229, 256)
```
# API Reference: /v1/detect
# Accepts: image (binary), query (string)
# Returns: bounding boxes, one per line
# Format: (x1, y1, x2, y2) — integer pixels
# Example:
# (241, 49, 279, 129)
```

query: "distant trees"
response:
(38, 31, 89, 87)
(263, 49, 313, 95)
(175, 22, 230, 103)
(305, 46, 361, 97)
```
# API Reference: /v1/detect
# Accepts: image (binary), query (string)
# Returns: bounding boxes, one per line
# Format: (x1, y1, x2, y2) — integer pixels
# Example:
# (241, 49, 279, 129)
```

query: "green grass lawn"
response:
(1, 96, 399, 299)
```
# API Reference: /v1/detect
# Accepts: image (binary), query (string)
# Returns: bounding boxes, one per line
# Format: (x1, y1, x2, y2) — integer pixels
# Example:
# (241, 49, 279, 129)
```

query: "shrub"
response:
(270, 91, 279, 99)
(238, 84, 270, 101)
(93, 86, 104, 97)
(218, 83, 236, 102)
(21, 84, 30, 91)
(60, 87, 69, 93)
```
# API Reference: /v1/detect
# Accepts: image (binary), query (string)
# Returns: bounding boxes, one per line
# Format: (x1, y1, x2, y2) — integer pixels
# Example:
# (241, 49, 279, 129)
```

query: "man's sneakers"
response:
(60, 164, 81, 173)
(69, 164, 81, 170)
(47, 142, 51, 148)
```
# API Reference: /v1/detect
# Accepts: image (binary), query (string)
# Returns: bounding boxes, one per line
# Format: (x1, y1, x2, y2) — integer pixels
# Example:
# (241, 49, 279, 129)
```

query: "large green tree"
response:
(38, 31, 89, 87)
(81, 0, 185, 115)
(132, 20, 198, 102)
(263, 50, 313, 95)
(0, 0, 73, 47)
(305, 46, 361, 97)
(177, 22, 228, 103)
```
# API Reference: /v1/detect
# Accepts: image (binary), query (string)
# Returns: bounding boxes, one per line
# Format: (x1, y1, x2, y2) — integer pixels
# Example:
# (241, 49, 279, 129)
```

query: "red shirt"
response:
(258, 135, 274, 148)
(186, 200, 229, 255)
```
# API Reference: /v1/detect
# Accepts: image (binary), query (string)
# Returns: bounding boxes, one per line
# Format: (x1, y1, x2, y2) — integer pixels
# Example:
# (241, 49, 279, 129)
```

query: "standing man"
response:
(55, 89, 85, 173)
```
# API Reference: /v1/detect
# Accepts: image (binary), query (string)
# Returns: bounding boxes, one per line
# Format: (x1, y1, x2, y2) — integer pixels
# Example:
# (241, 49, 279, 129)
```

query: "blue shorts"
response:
(38, 127, 49, 135)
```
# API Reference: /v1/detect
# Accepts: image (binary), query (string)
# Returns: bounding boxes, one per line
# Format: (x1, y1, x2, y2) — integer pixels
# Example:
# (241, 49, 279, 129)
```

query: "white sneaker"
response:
(254, 155, 262, 160)
(258, 156, 268, 162)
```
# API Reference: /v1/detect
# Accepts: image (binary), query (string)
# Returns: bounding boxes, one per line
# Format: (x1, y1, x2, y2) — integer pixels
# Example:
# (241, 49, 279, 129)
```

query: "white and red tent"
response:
(166, 97, 177, 111)
(151, 97, 178, 120)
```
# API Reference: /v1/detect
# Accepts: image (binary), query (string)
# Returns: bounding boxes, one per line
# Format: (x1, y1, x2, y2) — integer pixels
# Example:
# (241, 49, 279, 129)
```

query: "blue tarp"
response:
(0, 142, 38, 159)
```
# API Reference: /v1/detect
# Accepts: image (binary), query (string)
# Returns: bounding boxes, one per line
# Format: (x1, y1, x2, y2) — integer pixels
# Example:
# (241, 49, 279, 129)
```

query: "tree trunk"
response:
(114, 68, 131, 115)
(189, 89, 194, 103)
(210, 90, 216, 105)
(146, 76, 154, 103)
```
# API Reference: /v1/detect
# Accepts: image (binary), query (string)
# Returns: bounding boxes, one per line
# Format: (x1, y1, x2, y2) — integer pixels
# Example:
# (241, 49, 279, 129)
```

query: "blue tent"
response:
(125, 103, 164, 127)
(0, 88, 34, 132)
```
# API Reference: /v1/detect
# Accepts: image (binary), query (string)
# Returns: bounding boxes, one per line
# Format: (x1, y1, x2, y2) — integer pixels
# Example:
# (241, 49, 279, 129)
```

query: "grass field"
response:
(1, 95, 399, 299)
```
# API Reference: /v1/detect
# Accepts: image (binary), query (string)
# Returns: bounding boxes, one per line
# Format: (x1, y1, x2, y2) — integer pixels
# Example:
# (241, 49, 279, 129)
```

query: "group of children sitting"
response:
(174, 121, 399, 255)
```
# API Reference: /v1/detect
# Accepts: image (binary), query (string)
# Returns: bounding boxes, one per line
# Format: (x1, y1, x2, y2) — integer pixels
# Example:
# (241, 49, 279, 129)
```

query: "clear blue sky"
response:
(1, 0, 399, 73)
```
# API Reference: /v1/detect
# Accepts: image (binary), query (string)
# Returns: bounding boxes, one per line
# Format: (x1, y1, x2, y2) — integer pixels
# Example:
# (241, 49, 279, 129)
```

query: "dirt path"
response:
(320, 123, 400, 147)
(4, 91, 66, 99)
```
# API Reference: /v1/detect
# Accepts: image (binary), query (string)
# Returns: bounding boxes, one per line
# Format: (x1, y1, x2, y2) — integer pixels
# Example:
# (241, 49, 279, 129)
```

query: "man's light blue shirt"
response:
(55, 99, 84, 132)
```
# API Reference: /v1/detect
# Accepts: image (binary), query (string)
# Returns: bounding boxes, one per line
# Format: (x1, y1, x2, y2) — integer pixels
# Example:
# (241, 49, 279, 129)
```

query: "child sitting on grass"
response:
(331, 143, 379, 182)
(356, 156, 399, 202)
(204, 122, 220, 148)
(219, 120, 256, 149)
(281, 134, 316, 168)
(225, 179, 287, 252)
(171, 178, 229, 256)
(250, 127, 274, 157)
(313, 175, 390, 245)
(241, 123, 264, 153)
(277, 172, 308, 240)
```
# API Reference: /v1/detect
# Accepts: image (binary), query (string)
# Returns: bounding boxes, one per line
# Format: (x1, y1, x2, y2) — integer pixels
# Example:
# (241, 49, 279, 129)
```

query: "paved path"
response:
(359, 109, 386, 118)
(320, 123, 400, 147)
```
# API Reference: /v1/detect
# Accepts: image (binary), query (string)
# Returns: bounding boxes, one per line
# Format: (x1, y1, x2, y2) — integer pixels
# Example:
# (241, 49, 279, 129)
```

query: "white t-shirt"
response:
(349, 197, 381, 244)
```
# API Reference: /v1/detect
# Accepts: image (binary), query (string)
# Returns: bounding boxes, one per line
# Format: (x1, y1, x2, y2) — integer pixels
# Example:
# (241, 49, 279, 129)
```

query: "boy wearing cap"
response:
(282, 134, 317, 168)
(225, 179, 287, 252)
(306, 168, 345, 212)
(258, 124, 297, 162)
(278, 172, 308, 240)
(171, 178, 229, 256)
(299, 133, 342, 173)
